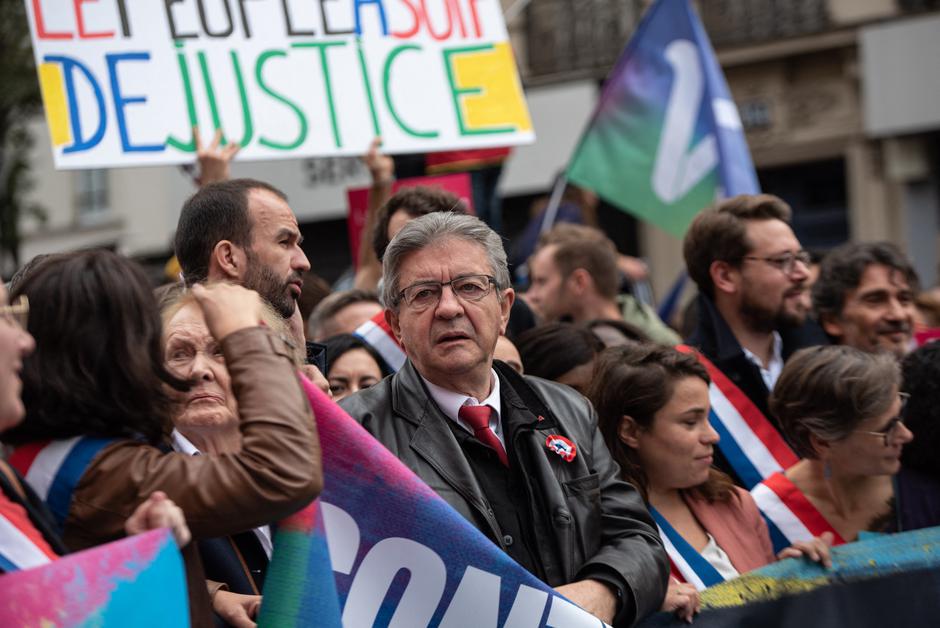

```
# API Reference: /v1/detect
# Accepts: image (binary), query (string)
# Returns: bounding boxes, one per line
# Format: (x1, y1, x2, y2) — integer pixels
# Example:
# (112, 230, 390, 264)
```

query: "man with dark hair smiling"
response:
(813, 241, 919, 359)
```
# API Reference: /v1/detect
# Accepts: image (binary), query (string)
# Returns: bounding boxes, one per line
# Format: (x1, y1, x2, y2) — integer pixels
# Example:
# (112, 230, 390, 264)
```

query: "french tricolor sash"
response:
(0, 494, 58, 572)
(353, 311, 406, 372)
(675, 345, 798, 489)
(648, 505, 725, 591)
(750, 472, 845, 554)
(8, 437, 116, 535)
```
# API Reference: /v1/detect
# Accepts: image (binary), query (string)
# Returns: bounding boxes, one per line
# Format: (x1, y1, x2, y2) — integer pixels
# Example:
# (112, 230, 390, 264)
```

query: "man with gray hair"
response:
(340, 213, 668, 627)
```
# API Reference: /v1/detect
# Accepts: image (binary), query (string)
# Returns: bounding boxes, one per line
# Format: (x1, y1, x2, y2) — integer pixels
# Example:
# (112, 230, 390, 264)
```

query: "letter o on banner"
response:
(342, 537, 447, 627)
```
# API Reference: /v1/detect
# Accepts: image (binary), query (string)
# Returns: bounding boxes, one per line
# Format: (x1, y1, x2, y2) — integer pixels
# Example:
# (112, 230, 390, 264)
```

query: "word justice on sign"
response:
(26, 0, 534, 169)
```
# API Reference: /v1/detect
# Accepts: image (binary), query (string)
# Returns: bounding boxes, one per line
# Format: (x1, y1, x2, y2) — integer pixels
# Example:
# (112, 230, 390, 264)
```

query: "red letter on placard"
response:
(390, 0, 420, 38)
(75, 0, 115, 39)
(32, 0, 73, 39)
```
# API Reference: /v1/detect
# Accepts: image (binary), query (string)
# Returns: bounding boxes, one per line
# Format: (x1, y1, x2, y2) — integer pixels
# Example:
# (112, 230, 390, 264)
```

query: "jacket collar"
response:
(686, 293, 748, 364)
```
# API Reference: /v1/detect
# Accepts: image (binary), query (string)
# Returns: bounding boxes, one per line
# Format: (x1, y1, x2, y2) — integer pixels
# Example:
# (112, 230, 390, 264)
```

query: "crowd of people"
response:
(1, 140, 939, 628)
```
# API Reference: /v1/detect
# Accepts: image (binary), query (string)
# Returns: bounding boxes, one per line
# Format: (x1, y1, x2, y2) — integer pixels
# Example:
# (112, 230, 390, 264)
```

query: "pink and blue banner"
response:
(0, 528, 188, 627)
(259, 377, 608, 627)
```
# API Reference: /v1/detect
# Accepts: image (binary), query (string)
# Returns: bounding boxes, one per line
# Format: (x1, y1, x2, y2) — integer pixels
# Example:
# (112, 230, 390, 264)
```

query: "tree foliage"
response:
(0, 0, 46, 276)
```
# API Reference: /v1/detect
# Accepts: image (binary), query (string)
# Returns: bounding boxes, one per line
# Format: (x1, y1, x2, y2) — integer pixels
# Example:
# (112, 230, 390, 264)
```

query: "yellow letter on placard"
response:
(38, 62, 72, 147)
(446, 42, 532, 135)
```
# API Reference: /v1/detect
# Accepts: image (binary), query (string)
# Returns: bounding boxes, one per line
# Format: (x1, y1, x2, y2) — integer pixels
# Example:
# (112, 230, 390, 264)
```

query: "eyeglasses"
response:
(854, 392, 910, 446)
(0, 296, 28, 330)
(741, 250, 811, 275)
(396, 275, 497, 311)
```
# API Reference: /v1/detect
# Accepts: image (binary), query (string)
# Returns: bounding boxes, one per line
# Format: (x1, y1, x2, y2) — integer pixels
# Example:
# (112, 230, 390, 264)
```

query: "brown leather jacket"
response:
(63, 327, 323, 625)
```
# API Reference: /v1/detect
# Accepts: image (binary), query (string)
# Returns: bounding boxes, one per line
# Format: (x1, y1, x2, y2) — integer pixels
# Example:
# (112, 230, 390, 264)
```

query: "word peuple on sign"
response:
(25, 0, 535, 169)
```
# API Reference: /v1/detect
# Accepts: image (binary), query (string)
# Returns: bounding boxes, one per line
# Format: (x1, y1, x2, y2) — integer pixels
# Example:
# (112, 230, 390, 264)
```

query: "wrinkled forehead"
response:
(165, 302, 211, 342)
(398, 237, 493, 282)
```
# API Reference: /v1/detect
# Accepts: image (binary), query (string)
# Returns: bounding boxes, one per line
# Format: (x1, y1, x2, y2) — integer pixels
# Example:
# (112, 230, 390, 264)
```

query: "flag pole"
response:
(539, 173, 568, 235)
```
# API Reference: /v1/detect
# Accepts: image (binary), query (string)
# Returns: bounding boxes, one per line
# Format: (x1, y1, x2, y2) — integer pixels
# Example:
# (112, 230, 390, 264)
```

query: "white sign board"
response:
(25, 0, 535, 169)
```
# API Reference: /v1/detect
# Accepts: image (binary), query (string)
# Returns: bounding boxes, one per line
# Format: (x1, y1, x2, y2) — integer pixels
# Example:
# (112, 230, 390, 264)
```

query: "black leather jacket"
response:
(340, 360, 668, 627)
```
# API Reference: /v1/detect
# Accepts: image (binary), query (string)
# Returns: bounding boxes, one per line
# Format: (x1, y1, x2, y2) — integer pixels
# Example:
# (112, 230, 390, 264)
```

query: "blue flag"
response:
(566, 0, 759, 237)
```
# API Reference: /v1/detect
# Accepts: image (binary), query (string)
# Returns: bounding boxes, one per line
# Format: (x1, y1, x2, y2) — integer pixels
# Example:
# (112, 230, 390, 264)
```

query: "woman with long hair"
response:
(3, 251, 322, 627)
(589, 344, 830, 620)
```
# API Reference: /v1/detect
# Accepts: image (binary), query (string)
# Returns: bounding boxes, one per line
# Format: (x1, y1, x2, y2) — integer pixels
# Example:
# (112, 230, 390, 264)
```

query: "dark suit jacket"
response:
(340, 359, 669, 627)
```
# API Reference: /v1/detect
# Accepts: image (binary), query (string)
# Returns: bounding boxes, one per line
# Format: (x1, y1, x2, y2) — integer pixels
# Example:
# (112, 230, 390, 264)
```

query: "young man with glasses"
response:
(340, 212, 669, 628)
(681, 194, 827, 489)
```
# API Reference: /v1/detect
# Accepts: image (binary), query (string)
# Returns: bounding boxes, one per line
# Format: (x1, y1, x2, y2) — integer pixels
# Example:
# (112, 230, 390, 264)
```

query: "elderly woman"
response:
(2, 251, 322, 627)
(589, 344, 830, 621)
(752, 345, 912, 550)
(0, 280, 190, 573)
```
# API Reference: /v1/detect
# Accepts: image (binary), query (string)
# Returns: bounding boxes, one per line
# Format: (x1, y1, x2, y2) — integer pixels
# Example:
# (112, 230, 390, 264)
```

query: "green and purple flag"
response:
(566, 0, 759, 237)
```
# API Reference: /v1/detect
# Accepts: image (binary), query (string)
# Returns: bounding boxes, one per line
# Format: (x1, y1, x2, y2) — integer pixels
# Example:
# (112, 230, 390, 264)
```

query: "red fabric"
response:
(684, 486, 776, 574)
(458, 405, 508, 467)
(0, 493, 59, 562)
(426, 148, 511, 173)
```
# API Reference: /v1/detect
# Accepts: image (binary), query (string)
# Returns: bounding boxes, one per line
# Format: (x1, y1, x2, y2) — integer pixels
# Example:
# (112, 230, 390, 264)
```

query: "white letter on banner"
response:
(320, 502, 360, 575)
(503, 585, 550, 628)
(439, 566, 501, 628)
(545, 595, 607, 627)
(342, 538, 447, 628)
(650, 39, 718, 204)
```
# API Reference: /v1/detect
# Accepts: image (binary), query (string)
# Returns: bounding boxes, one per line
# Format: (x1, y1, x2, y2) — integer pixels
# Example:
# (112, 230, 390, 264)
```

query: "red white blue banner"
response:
(750, 472, 844, 554)
(676, 345, 798, 489)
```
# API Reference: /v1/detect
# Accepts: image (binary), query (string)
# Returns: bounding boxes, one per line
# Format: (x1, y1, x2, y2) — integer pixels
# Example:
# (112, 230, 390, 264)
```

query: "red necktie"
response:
(458, 404, 508, 467)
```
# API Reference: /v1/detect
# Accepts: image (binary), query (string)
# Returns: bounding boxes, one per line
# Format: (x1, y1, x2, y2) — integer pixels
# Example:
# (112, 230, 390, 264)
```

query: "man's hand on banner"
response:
(213, 591, 261, 628)
(554, 579, 618, 624)
(195, 126, 241, 187)
(661, 577, 700, 624)
(777, 531, 835, 568)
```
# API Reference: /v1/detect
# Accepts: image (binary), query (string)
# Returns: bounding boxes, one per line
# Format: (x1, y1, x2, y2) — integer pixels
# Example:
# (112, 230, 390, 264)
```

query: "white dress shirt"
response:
(421, 369, 505, 448)
(741, 331, 784, 391)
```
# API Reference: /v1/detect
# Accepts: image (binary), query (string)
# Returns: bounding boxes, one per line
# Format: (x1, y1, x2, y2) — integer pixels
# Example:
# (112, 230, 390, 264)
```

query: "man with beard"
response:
(525, 223, 679, 345)
(813, 242, 919, 359)
(175, 179, 329, 384)
(682, 194, 823, 487)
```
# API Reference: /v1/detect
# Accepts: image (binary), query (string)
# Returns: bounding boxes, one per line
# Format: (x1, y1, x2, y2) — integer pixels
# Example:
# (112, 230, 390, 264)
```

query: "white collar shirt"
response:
(421, 369, 505, 448)
(741, 331, 784, 391)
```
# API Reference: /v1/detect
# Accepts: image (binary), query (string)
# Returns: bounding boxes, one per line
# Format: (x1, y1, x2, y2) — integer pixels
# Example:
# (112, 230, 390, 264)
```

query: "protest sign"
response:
(0, 529, 188, 627)
(25, 0, 535, 170)
(259, 377, 609, 628)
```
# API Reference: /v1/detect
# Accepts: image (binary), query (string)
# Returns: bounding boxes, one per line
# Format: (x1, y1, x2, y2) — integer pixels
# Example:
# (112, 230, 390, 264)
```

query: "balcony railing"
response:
(524, 0, 830, 81)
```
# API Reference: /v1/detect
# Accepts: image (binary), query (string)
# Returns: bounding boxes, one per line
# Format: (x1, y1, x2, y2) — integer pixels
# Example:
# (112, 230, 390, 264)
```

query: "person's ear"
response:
(386, 308, 404, 347)
(568, 268, 592, 295)
(498, 288, 515, 335)
(210, 241, 247, 281)
(710, 260, 739, 296)
(808, 431, 831, 460)
(819, 313, 844, 339)
(619, 415, 642, 449)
